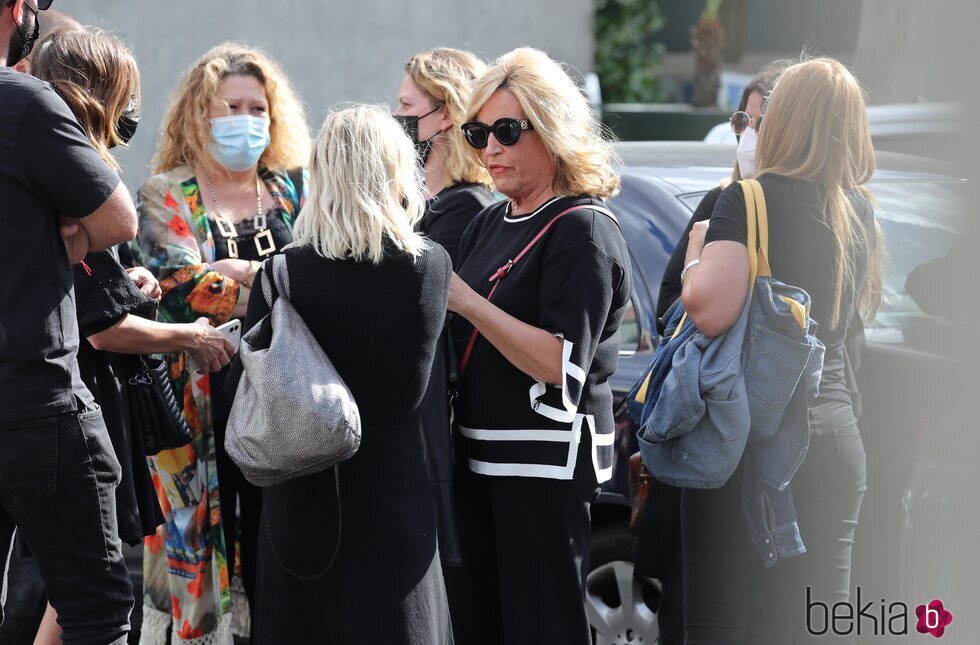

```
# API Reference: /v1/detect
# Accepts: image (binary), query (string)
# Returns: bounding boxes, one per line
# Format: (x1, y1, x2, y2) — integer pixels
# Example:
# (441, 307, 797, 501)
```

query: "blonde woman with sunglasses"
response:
(447, 48, 631, 645)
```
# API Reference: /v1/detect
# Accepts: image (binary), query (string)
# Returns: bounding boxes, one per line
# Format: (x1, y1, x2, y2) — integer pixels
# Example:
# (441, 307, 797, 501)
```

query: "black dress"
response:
(416, 182, 496, 568)
(421, 182, 497, 267)
(243, 242, 454, 644)
(73, 250, 164, 545)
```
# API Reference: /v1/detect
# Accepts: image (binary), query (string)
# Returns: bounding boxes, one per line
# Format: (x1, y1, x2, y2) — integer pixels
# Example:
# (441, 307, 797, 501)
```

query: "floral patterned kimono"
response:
(132, 165, 303, 644)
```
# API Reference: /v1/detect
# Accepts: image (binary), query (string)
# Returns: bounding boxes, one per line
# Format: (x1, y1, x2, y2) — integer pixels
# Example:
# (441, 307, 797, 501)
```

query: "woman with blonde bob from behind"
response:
(447, 47, 632, 644)
(677, 57, 882, 643)
(240, 105, 455, 644)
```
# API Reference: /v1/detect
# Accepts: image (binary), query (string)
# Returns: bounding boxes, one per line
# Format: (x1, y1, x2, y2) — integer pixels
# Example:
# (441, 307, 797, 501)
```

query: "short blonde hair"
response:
(290, 105, 427, 264)
(405, 48, 492, 189)
(33, 28, 139, 173)
(756, 57, 882, 328)
(153, 43, 310, 174)
(465, 47, 620, 199)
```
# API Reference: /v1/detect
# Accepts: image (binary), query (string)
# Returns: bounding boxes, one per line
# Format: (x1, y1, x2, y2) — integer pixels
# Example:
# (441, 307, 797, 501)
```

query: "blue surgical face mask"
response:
(209, 115, 271, 171)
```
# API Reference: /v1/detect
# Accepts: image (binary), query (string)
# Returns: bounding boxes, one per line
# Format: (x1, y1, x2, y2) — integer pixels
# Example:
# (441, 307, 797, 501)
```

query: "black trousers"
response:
(634, 478, 685, 644)
(680, 424, 867, 644)
(0, 406, 132, 645)
(449, 469, 598, 645)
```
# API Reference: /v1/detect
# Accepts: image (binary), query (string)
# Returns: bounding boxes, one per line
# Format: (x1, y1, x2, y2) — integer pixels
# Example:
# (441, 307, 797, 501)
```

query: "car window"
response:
(619, 296, 640, 355)
(867, 180, 966, 345)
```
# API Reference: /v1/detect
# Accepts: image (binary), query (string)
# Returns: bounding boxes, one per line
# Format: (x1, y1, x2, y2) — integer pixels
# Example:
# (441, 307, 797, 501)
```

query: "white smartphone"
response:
(217, 319, 242, 348)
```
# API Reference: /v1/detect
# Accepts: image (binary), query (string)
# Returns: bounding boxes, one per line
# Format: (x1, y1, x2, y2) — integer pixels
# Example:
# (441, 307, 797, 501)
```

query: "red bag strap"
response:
(457, 205, 618, 378)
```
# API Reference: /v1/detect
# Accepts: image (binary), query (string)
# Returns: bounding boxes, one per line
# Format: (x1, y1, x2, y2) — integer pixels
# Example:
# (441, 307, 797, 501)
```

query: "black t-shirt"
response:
(0, 68, 120, 422)
(657, 185, 722, 330)
(453, 195, 632, 485)
(705, 175, 876, 428)
(421, 182, 497, 267)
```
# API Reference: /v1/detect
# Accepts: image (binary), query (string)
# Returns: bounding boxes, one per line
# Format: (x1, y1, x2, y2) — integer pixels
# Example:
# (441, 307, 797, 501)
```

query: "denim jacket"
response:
(635, 271, 824, 567)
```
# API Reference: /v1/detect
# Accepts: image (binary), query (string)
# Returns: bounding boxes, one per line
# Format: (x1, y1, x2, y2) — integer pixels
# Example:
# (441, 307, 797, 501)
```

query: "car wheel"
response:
(587, 525, 661, 644)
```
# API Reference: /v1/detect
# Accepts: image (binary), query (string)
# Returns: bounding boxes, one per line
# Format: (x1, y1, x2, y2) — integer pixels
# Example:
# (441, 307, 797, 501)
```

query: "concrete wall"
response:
(61, 0, 594, 187)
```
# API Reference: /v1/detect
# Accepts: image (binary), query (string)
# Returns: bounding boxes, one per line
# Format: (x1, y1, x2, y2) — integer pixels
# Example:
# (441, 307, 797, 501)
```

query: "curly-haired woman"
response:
(133, 42, 310, 642)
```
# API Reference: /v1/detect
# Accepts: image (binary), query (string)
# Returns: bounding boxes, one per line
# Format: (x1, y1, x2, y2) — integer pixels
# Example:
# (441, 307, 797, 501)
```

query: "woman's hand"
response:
(126, 266, 162, 300)
(448, 272, 477, 315)
(686, 220, 710, 264)
(186, 317, 236, 373)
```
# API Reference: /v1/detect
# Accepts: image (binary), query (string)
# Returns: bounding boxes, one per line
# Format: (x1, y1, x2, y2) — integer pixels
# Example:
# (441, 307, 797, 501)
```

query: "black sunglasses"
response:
(461, 117, 535, 149)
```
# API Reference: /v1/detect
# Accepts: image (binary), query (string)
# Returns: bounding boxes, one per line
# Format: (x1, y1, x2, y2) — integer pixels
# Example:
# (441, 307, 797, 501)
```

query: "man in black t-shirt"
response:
(1, 2, 138, 642)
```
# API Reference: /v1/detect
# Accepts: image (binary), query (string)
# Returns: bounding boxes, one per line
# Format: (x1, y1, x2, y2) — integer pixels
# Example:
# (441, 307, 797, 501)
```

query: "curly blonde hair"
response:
(405, 48, 492, 189)
(32, 28, 139, 173)
(465, 47, 620, 199)
(153, 43, 310, 174)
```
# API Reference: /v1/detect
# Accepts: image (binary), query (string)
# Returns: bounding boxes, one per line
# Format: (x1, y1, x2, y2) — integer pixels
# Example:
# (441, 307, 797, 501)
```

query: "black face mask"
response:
(112, 94, 140, 148)
(6, 1, 39, 68)
(394, 105, 441, 166)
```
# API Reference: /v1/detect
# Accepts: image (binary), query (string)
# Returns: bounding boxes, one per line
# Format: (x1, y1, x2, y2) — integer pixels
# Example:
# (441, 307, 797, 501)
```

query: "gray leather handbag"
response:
(226, 253, 361, 487)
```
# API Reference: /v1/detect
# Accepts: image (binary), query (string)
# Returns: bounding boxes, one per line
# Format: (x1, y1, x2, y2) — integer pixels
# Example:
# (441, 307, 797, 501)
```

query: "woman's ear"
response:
(438, 105, 453, 133)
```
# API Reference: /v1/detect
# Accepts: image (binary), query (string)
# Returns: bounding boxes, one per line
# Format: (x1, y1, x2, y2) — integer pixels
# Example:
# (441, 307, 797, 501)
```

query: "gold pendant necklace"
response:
(201, 168, 276, 259)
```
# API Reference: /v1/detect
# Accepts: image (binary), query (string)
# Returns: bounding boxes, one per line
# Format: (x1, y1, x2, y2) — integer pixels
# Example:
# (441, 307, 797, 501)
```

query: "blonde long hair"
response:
(755, 57, 884, 328)
(405, 48, 492, 189)
(466, 47, 620, 199)
(153, 43, 310, 174)
(290, 105, 427, 264)
(32, 29, 139, 173)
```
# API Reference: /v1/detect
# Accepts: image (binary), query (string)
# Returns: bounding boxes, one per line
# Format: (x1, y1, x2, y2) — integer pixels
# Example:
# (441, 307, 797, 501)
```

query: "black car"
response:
(586, 142, 966, 645)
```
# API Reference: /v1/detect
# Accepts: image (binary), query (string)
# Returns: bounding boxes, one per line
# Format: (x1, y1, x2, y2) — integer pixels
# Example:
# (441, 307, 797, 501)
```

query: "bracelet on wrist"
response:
(680, 258, 701, 285)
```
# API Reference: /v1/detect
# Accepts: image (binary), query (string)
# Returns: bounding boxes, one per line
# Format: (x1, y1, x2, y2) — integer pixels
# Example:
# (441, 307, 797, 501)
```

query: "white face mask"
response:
(736, 126, 758, 178)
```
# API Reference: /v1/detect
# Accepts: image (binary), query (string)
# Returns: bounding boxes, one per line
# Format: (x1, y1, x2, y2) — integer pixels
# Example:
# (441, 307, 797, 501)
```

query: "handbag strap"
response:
(739, 179, 772, 291)
(741, 179, 808, 331)
(457, 204, 618, 378)
(260, 253, 292, 307)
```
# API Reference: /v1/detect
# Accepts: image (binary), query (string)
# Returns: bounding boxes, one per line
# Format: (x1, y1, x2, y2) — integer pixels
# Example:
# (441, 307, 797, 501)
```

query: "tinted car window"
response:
(866, 180, 965, 344)
(619, 296, 640, 354)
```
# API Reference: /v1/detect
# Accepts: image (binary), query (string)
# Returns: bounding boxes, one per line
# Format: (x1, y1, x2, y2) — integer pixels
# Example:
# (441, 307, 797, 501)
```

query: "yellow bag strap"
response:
(739, 179, 772, 291)
(742, 179, 809, 331)
(747, 179, 772, 278)
(743, 180, 759, 291)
